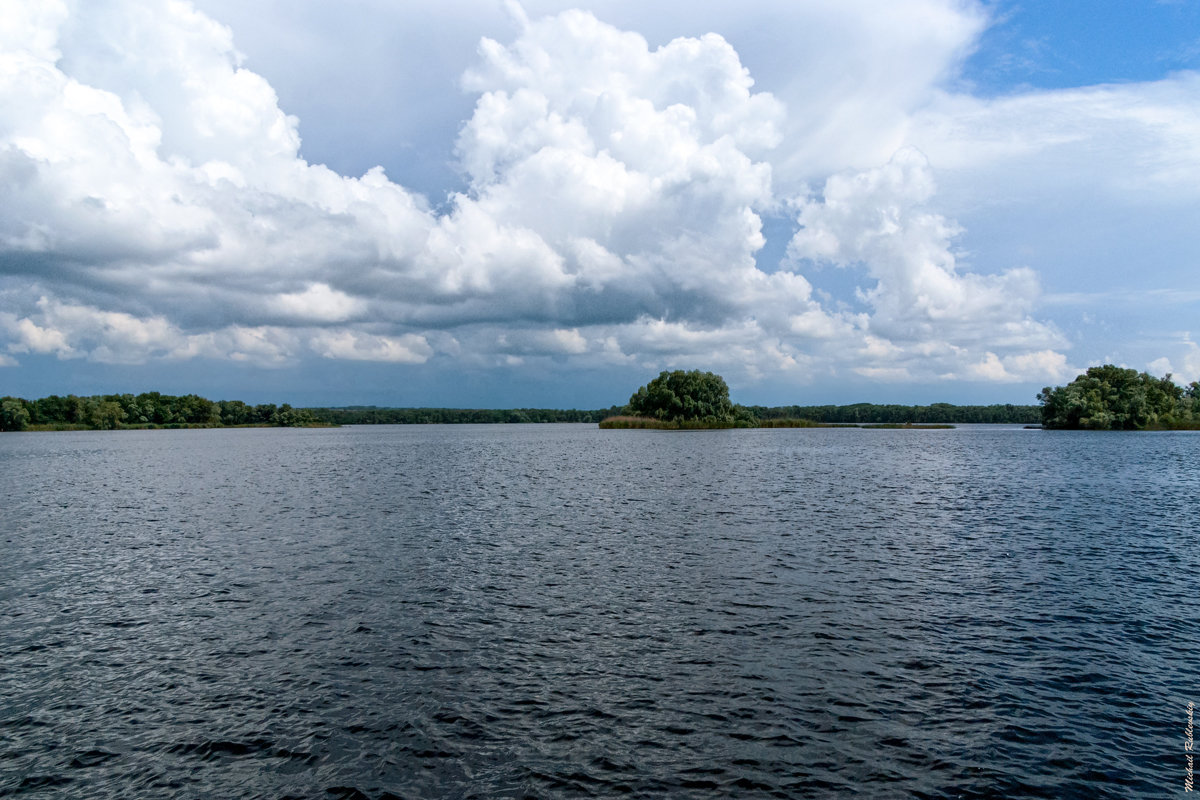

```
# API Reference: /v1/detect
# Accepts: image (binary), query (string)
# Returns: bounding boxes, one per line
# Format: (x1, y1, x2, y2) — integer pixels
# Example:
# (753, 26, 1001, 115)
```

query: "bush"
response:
(1, 397, 31, 431)
(1039, 365, 1199, 430)
(626, 370, 740, 424)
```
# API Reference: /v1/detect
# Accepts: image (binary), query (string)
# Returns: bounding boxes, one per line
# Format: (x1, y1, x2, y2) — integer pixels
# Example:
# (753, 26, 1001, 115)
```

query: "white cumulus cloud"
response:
(268, 283, 364, 323)
(7, 0, 1189, 393)
(309, 330, 432, 364)
(1149, 336, 1200, 384)
(787, 148, 1068, 380)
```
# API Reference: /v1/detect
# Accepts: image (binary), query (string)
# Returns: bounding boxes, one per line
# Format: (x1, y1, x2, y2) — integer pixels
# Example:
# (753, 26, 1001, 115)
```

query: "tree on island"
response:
(1, 397, 31, 431)
(624, 370, 753, 427)
(1038, 364, 1200, 430)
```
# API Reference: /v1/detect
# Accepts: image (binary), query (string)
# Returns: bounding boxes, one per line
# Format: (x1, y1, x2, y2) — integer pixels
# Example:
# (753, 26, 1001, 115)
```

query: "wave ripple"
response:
(1, 425, 1196, 798)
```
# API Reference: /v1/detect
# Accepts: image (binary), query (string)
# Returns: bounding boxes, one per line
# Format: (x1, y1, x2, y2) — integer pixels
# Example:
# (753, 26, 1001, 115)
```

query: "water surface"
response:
(1, 424, 1196, 798)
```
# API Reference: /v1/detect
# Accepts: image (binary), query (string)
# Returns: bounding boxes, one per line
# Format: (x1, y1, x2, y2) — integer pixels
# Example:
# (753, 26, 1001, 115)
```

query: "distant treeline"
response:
(1, 393, 1043, 433)
(0, 392, 317, 431)
(745, 402, 1041, 425)
(311, 402, 1038, 426)
(305, 406, 624, 425)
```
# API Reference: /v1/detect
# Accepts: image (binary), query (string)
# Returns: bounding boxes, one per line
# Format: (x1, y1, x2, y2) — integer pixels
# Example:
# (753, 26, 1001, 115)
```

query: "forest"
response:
(0, 392, 317, 431)
(0, 393, 621, 431)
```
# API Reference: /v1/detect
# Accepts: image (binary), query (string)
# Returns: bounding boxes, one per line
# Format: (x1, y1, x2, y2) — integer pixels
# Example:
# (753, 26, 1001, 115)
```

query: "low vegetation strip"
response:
(597, 416, 678, 429)
(747, 402, 1039, 424)
(598, 415, 749, 429)
(306, 406, 620, 425)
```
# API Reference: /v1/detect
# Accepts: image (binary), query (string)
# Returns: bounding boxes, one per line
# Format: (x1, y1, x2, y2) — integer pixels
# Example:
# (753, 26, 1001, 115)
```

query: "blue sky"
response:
(965, 1, 1200, 91)
(1, 1, 1197, 408)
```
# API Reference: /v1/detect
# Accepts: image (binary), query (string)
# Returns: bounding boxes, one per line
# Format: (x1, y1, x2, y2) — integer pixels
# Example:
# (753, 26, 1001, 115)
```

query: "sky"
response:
(1, 0, 1198, 408)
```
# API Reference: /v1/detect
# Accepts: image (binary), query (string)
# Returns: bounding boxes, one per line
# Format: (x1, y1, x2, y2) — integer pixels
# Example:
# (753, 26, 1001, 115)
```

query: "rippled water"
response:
(1, 424, 1197, 798)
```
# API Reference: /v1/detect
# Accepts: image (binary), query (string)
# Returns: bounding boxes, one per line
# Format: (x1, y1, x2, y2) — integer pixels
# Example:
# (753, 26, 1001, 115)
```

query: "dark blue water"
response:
(1, 424, 1196, 798)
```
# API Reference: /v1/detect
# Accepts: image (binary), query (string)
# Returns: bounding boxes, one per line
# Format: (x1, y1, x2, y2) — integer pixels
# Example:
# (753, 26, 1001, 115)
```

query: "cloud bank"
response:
(2, 0, 1193, 391)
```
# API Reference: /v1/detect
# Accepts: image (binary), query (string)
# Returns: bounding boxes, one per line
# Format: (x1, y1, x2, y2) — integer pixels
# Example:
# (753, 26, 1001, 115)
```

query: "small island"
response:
(1039, 365, 1200, 430)
(600, 370, 756, 429)
(600, 370, 957, 430)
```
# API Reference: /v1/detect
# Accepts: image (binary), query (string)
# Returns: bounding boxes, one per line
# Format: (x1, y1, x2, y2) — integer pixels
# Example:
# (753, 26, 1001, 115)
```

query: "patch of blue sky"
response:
(755, 214, 872, 313)
(962, 0, 1200, 94)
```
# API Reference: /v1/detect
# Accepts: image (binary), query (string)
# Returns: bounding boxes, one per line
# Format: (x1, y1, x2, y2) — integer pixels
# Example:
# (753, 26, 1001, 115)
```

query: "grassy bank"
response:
(21, 421, 335, 432)
(860, 422, 955, 429)
(598, 415, 748, 430)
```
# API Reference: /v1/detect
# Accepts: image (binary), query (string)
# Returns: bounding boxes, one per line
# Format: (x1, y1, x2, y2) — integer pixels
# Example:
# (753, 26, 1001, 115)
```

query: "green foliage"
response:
(5, 394, 618, 430)
(3, 392, 322, 431)
(270, 403, 319, 427)
(218, 400, 252, 426)
(1038, 365, 1198, 430)
(1, 397, 31, 431)
(87, 399, 126, 430)
(626, 370, 740, 424)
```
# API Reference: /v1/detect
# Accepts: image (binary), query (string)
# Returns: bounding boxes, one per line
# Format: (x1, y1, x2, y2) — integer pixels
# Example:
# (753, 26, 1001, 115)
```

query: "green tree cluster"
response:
(625, 370, 754, 427)
(1038, 365, 1200, 430)
(1, 397, 31, 431)
(0, 392, 319, 431)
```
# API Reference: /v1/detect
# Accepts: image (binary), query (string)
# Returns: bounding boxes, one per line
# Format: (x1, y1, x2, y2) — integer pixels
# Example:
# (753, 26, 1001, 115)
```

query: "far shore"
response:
(598, 415, 955, 430)
(1, 392, 1043, 432)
